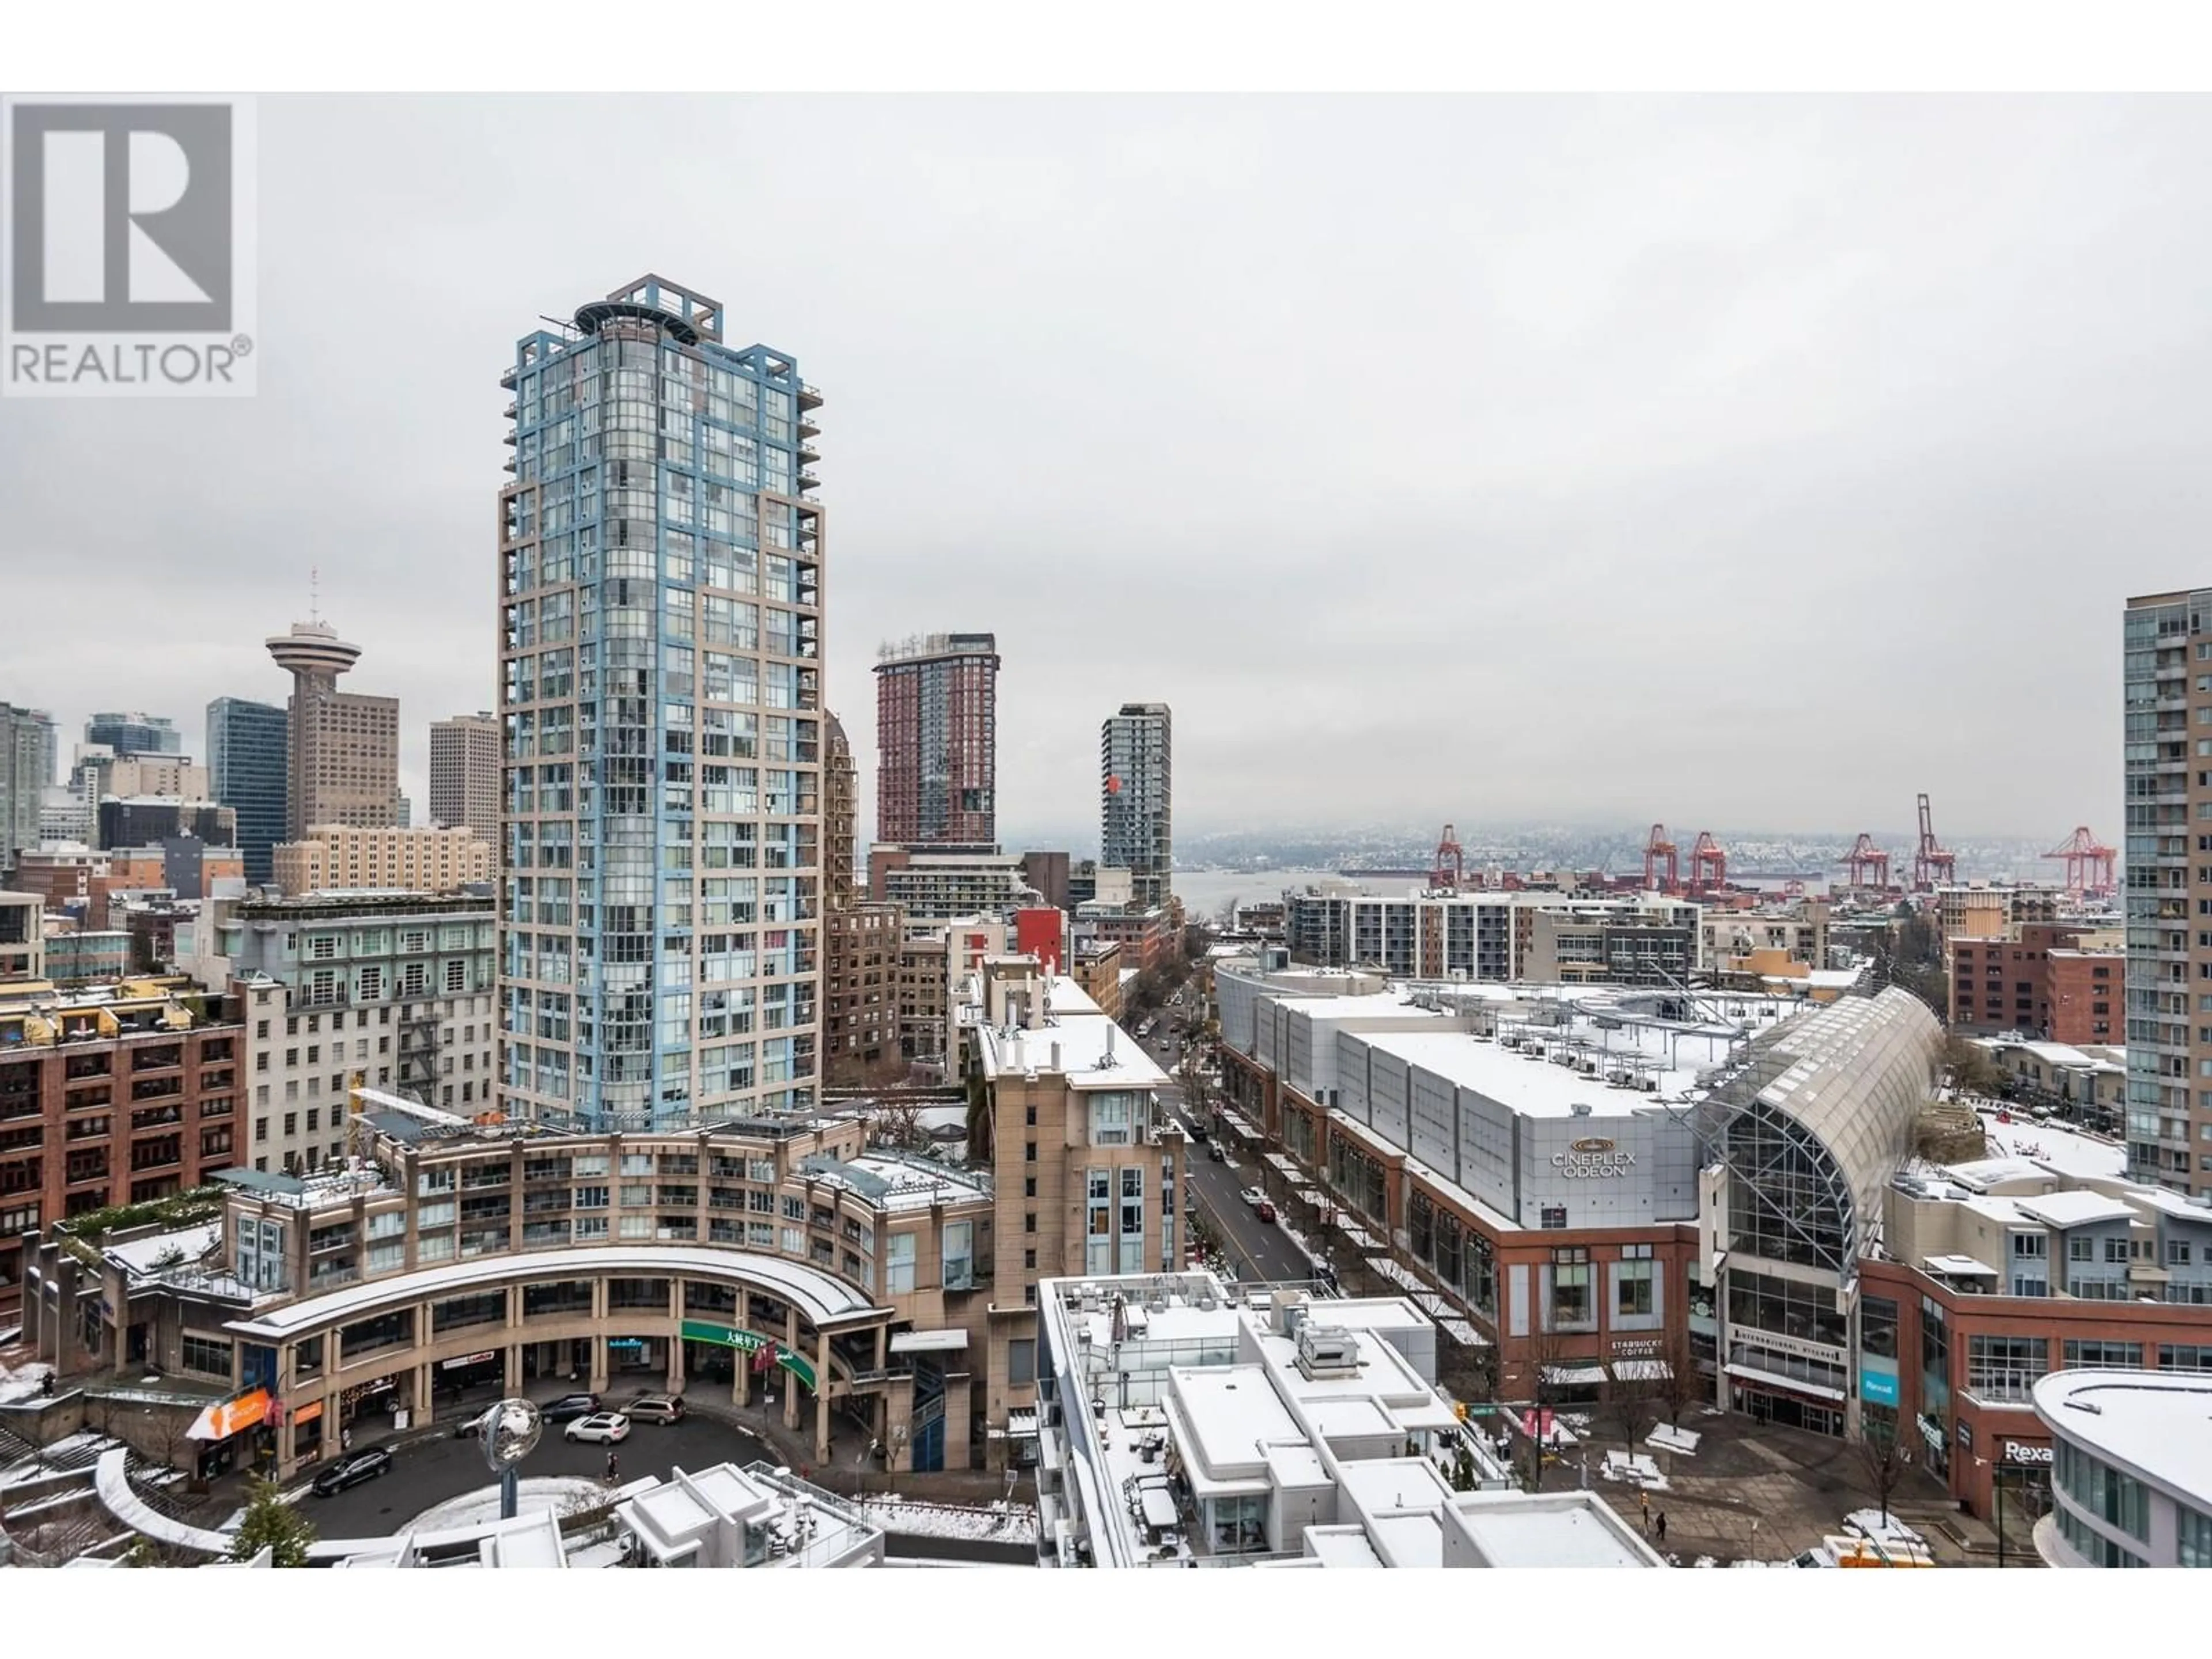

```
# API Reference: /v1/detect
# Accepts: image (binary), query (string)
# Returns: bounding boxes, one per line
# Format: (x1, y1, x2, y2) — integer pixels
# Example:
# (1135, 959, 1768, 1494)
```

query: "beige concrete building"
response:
(897, 915, 1010, 1067)
(961, 956, 1184, 1460)
(427, 712, 501, 842)
(274, 824, 494, 896)
(266, 619, 400, 839)
(105, 757, 210, 800)
(0, 889, 42, 980)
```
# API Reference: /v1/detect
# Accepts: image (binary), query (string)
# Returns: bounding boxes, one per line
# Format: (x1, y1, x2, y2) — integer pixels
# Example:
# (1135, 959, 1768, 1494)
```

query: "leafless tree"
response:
(1604, 1363, 1660, 1455)
(868, 1099, 925, 1152)
(1858, 1412, 1914, 1529)
(1657, 1325, 1706, 1427)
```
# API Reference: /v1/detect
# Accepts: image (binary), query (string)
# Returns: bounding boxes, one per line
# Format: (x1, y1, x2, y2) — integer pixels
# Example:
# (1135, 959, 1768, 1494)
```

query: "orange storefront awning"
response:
(187, 1387, 271, 1442)
(290, 1399, 324, 1427)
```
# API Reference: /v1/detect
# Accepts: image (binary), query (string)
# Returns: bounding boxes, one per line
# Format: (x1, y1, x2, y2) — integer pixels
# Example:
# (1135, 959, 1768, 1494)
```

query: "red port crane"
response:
(2045, 825, 2117, 899)
(1912, 792, 1957, 893)
(1643, 823, 1680, 894)
(1687, 831, 1727, 896)
(1431, 823, 1465, 893)
(1838, 833, 1891, 891)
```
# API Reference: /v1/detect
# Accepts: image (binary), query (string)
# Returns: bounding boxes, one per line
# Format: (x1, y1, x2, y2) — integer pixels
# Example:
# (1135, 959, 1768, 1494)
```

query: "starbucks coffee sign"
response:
(1552, 1136, 1638, 1179)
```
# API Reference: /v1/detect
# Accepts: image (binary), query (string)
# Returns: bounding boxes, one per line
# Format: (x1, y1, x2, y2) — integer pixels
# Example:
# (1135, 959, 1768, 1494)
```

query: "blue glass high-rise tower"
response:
(207, 695, 289, 885)
(498, 275, 825, 1130)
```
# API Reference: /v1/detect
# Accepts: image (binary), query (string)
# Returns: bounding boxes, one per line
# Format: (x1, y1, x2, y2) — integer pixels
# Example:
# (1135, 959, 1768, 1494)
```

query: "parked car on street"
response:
(1256, 1200, 1278, 1224)
(541, 1392, 601, 1422)
(623, 1393, 685, 1424)
(563, 1411, 632, 1445)
(1207, 1143, 1226, 1163)
(310, 1446, 393, 1496)
(1240, 1186, 1267, 1210)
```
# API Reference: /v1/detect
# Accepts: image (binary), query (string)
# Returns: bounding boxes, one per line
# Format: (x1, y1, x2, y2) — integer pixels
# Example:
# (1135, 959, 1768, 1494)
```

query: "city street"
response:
(1141, 1021, 1316, 1283)
(293, 1411, 769, 1538)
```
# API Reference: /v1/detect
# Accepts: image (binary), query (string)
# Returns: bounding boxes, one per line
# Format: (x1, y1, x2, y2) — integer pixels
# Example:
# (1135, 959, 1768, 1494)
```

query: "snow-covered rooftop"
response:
(224, 1245, 880, 1338)
(2012, 1190, 2139, 1230)
(1975, 1112, 2127, 1181)
(972, 975, 1166, 1092)
(1351, 1024, 1713, 1120)
(2035, 1370, 2212, 1508)
(1035, 1269, 1590, 1571)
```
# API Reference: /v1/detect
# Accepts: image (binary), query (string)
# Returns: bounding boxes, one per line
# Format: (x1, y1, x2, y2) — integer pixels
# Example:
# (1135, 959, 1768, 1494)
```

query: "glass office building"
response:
(207, 695, 289, 885)
(497, 275, 825, 1131)
(84, 711, 182, 758)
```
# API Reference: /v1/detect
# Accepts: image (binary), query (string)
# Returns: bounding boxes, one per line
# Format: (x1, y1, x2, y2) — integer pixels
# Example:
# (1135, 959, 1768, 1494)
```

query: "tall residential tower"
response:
(206, 696, 289, 885)
(2124, 591, 2202, 1196)
(873, 632, 999, 847)
(265, 619, 400, 839)
(497, 274, 825, 1130)
(1101, 702, 1172, 910)
(429, 711, 502, 840)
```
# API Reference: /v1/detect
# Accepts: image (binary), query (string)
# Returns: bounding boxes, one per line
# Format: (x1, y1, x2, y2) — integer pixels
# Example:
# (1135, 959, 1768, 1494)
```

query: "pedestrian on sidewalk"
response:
(1639, 1489, 1649, 1529)
(1656, 1511, 1668, 1543)
(340, 1426, 352, 1453)
(606, 1449, 619, 1483)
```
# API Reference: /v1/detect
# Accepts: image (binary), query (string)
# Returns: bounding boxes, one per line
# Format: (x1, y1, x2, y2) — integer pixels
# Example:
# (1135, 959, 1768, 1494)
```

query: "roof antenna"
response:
(309, 566, 320, 625)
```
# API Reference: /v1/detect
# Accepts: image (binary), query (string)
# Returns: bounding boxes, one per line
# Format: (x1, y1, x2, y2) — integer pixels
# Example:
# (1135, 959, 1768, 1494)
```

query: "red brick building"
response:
(2044, 948, 2120, 1044)
(1949, 923, 2101, 1035)
(1859, 1259, 2212, 1521)
(0, 980, 242, 1320)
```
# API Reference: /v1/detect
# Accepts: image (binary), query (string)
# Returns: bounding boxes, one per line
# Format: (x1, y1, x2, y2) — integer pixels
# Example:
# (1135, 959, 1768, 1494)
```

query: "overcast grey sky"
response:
(4, 95, 2207, 849)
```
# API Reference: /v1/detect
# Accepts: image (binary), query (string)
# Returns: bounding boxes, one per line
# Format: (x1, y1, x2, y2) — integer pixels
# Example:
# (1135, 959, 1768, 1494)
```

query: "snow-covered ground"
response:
(0, 1430, 122, 1488)
(0, 1354, 54, 1405)
(861, 1496, 1038, 1544)
(403, 1476, 610, 1533)
(1600, 1449, 1670, 1491)
(1647, 1423, 1701, 1457)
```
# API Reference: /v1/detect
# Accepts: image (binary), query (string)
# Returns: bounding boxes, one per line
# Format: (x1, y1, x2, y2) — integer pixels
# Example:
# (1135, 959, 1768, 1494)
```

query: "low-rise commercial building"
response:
(21, 1100, 1000, 1481)
(1855, 1111, 2212, 1522)
(2032, 1369, 2212, 1568)
(1218, 960, 1948, 1434)
(272, 824, 494, 896)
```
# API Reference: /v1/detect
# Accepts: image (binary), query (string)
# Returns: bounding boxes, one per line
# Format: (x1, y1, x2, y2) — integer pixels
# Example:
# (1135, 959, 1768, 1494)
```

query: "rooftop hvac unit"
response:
(1578, 1056, 1600, 1076)
(1570, 1102, 1594, 1118)
(1294, 1324, 1361, 1378)
(1639, 1075, 1660, 1092)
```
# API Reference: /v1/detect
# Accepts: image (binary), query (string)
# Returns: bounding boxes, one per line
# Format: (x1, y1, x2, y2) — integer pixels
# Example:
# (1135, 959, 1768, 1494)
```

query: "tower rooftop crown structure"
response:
(266, 619, 363, 681)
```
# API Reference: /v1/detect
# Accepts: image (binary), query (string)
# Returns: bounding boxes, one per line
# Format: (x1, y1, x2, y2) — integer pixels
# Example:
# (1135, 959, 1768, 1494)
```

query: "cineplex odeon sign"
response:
(1551, 1137, 1638, 1179)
